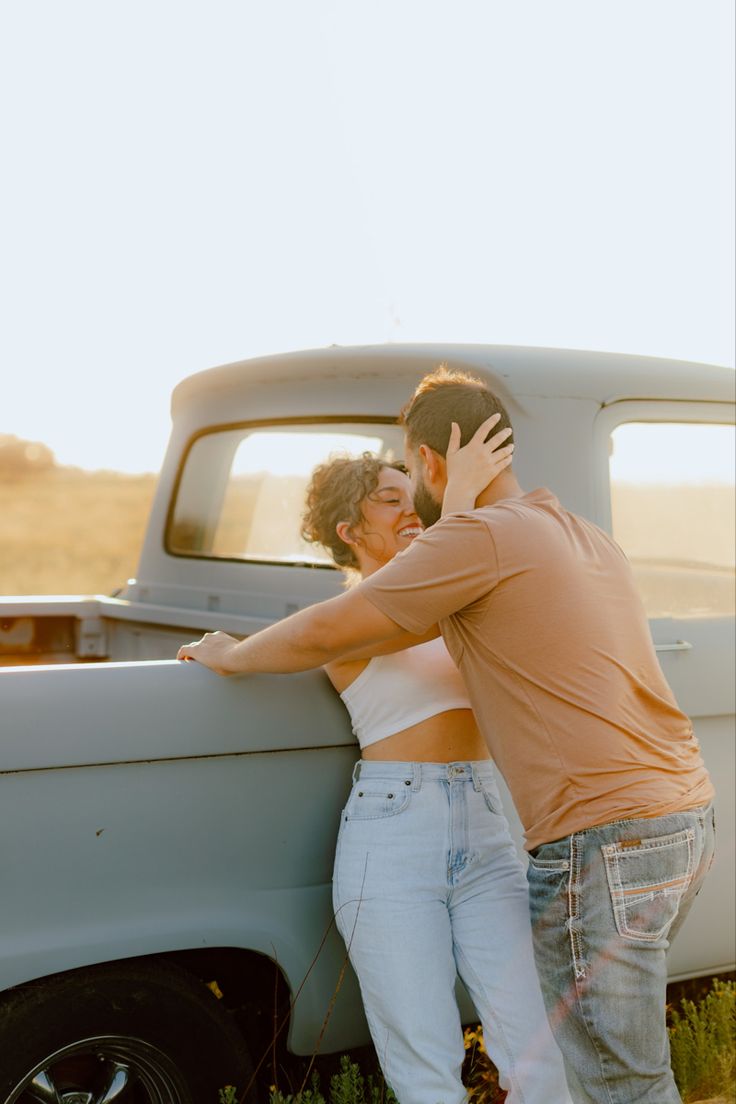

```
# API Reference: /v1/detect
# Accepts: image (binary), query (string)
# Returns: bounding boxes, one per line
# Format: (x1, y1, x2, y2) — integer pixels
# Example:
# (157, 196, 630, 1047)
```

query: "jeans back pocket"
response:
(602, 828, 695, 942)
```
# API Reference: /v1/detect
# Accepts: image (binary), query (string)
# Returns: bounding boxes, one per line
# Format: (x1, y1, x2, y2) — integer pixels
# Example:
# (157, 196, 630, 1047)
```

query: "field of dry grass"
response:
(0, 468, 157, 596)
(1, 468, 733, 619)
(612, 484, 734, 618)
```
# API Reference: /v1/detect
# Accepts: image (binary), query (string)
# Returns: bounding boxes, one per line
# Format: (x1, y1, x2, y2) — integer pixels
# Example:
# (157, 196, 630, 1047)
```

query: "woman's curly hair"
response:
(301, 453, 407, 572)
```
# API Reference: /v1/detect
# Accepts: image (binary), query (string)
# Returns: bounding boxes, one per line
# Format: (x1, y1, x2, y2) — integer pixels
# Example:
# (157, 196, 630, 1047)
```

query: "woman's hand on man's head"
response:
(443, 414, 514, 515)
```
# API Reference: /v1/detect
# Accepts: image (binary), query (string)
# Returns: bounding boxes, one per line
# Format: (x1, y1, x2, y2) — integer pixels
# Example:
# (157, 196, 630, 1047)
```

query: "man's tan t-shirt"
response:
(357, 488, 714, 850)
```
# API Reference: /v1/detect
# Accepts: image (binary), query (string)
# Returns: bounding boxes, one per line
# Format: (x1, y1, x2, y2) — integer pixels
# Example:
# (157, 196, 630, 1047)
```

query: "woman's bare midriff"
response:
(360, 708, 491, 763)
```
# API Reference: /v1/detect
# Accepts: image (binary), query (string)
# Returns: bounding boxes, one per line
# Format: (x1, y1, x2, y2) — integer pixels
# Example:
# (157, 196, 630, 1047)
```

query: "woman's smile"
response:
(355, 467, 423, 569)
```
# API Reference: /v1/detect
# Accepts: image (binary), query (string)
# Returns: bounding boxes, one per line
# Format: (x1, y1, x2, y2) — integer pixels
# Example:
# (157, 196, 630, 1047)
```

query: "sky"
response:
(1, 0, 733, 474)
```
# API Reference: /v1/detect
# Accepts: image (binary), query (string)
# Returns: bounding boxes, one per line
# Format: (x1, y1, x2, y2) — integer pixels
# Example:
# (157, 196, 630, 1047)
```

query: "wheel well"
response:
(0, 955, 258, 1102)
(0, 947, 294, 1078)
(155, 947, 293, 1070)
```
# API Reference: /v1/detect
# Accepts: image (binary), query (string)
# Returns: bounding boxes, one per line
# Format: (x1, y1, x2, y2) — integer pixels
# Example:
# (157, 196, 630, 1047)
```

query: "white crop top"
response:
(339, 637, 472, 750)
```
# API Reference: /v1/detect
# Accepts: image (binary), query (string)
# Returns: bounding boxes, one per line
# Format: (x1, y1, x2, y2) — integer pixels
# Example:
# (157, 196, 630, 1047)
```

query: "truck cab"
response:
(1, 344, 733, 1103)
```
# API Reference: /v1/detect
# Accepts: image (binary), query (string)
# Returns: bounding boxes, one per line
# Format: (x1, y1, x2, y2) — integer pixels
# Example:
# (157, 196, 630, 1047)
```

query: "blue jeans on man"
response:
(527, 803, 716, 1103)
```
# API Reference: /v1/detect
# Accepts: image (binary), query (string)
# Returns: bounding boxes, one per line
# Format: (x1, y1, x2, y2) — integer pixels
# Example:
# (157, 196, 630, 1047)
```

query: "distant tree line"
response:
(0, 434, 55, 479)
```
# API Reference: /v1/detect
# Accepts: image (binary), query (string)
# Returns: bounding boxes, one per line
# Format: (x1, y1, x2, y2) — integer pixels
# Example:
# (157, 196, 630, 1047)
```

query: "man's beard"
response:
(413, 476, 443, 529)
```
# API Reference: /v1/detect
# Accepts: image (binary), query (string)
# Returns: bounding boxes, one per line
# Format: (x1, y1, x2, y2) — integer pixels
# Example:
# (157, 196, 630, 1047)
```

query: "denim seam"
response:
(479, 785, 503, 818)
(574, 987, 619, 1104)
(447, 779, 470, 886)
(527, 856, 570, 870)
(453, 941, 525, 1104)
(603, 830, 695, 943)
(361, 1003, 397, 1100)
(568, 834, 586, 981)
(354, 954, 465, 1102)
(331, 838, 360, 944)
(568, 835, 618, 1104)
(470, 763, 491, 793)
(608, 832, 695, 855)
(332, 818, 347, 896)
(344, 787, 412, 821)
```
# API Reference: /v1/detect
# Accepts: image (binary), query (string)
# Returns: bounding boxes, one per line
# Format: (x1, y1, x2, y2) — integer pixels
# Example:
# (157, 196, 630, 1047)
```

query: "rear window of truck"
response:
(166, 420, 404, 566)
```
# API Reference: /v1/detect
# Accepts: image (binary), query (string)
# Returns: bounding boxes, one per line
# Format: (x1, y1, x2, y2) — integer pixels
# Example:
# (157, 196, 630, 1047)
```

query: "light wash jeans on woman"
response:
(526, 803, 716, 1104)
(332, 761, 573, 1104)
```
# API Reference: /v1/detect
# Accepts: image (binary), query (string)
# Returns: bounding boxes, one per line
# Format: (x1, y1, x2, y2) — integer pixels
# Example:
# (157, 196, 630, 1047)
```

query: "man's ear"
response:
(418, 444, 446, 487)
(336, 521, 356, 546)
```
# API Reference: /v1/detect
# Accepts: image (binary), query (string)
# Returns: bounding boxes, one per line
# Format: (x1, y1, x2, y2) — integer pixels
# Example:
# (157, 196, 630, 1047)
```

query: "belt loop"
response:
(352, 760, 362, 785)
(411, 763, 422, 792)
(471, 764, 483, 792)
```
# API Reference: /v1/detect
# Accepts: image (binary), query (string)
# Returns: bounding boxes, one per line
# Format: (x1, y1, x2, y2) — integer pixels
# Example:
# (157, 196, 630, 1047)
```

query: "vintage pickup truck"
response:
(1, 344, 734, 1103)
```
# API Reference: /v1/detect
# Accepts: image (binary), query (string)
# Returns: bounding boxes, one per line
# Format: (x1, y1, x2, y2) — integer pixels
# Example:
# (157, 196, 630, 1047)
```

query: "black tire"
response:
(0, 959, 254, 1104)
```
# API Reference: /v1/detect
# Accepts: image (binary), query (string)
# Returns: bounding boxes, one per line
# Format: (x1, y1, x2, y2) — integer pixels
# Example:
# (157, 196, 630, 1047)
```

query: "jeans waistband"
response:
(351, 759, 495, 792)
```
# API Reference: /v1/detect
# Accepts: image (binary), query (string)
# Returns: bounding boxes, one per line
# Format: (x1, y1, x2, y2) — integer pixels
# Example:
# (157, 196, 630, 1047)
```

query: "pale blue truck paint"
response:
(1, 344, 733, 1060)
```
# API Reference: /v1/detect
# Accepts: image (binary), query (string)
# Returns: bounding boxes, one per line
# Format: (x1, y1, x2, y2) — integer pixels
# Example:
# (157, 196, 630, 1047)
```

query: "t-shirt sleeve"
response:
(356, 512, 499, 634)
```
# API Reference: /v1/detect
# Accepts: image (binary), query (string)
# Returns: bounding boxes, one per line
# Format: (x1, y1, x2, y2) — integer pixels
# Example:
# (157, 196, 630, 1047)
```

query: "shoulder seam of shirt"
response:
(469, 510, 500, 583)
(437, 509, 501, 589)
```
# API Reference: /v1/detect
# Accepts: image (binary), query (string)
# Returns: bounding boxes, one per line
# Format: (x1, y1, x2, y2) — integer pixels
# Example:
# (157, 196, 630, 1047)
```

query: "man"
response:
(179, 366, 715, 1103)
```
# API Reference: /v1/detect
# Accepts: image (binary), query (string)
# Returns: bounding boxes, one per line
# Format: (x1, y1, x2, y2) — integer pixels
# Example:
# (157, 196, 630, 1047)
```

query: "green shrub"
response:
(265, 1057, 396, 1104)
(268, 1070, 325, 1104)
(331, 1055, 397, 1104)
(221, 978, 735, 1104)
(669, 978, 736, 1102)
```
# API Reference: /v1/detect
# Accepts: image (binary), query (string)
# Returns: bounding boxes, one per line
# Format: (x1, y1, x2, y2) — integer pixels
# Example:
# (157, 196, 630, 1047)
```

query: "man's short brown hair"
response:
(400, 363, 513, 456)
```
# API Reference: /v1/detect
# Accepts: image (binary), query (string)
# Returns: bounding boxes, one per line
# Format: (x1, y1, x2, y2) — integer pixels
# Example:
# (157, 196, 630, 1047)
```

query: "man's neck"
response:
(475, 471, 525, 508)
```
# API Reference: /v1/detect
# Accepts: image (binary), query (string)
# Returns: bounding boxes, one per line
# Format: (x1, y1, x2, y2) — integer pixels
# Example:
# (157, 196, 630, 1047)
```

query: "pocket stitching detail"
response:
(344, 787, 411, 821)
(527, 855, 570, 871)
(603, 829, 695, 942)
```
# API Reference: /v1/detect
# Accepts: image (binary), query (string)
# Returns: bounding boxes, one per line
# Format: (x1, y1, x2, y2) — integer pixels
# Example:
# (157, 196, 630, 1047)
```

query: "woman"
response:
(300, 451, 572, 1104)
